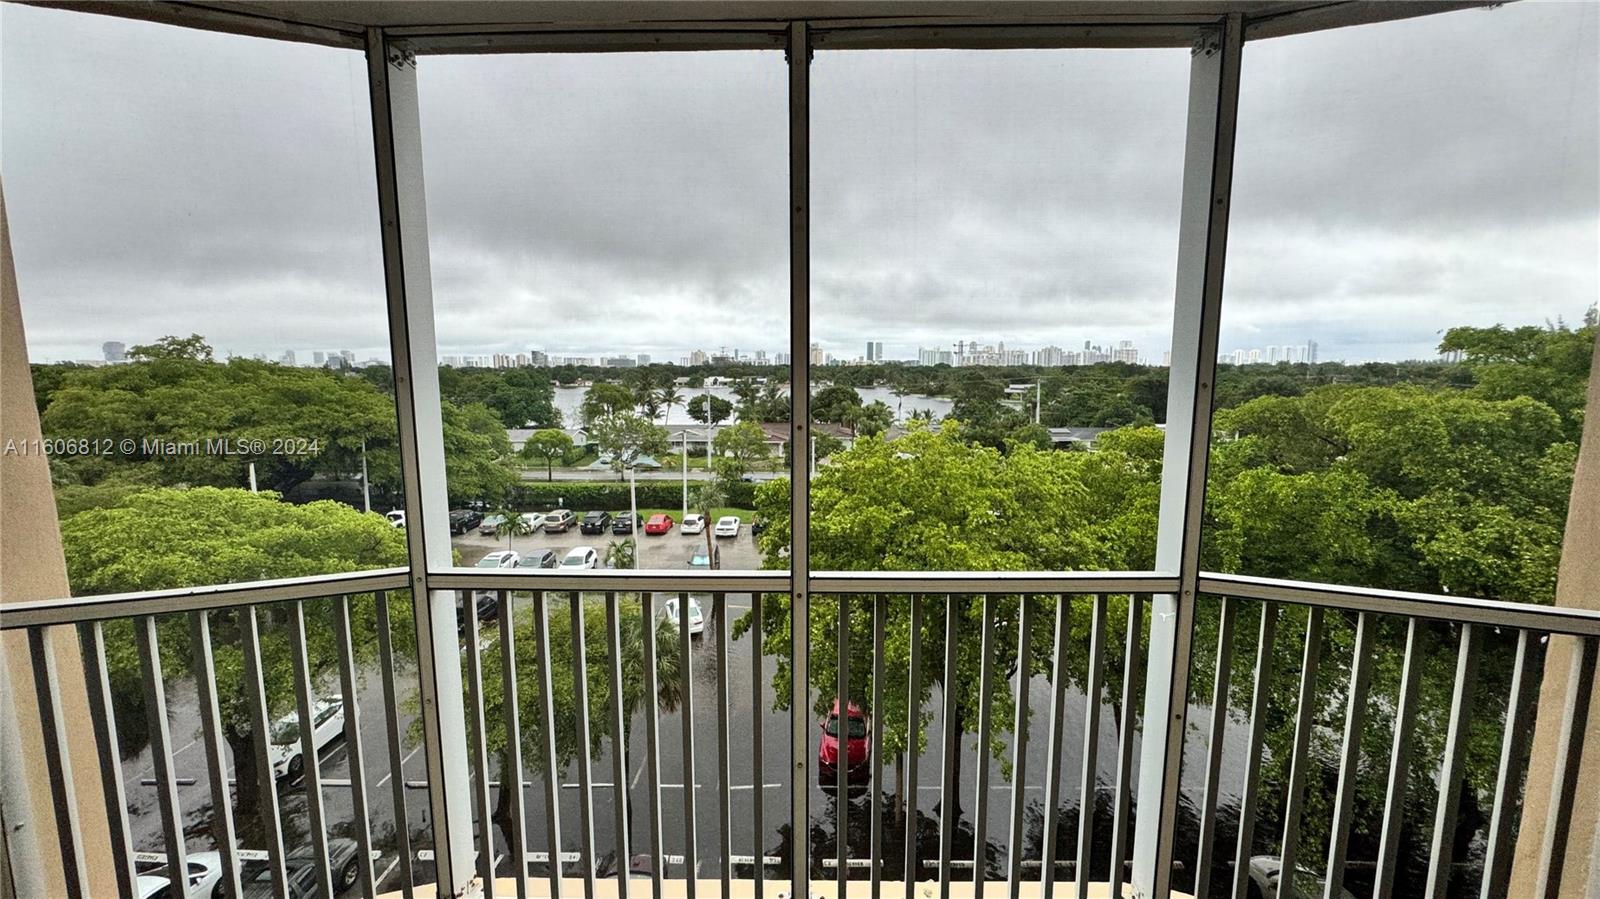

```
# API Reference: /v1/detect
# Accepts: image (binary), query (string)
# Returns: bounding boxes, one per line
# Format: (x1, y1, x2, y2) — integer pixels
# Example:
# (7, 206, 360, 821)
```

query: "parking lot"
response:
(451, 512, 766, 572)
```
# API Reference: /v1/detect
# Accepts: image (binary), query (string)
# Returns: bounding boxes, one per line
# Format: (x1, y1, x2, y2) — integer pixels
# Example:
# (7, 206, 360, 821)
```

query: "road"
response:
(519, 469, 784, 483)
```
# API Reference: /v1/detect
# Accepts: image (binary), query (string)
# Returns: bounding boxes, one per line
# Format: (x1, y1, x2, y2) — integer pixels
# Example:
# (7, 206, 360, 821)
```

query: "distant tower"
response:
(1307, 340, 1319, 364)
(102, 341, 126, 362)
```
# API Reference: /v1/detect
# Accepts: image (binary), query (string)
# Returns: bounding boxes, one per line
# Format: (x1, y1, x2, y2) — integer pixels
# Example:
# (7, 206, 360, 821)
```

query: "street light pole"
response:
(1035, 379, 1042, 425)
(681, 434, 688, 521)
(360, 438, 371, 512)
(629, 461, 639, 570)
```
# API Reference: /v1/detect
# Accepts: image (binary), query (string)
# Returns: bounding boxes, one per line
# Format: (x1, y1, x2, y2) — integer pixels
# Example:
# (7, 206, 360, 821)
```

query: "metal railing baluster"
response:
(1006, 595, 1036, 899)
(29, 627, 88, 896)
(570, 592, 599, 895)
(240, 606, 288, 899)
(604, 592, 631, 899)
(838, 593, 850, 897)
(1479, 628, 1539, 899)
(1323, 611, 1375, 899)
(970, 595, 997, 891)
(134, 616, 189, 893)
(904, 593, 926, 898)
(1230, 602, 1279, 899)
(1036, 591, 1075, 889)
(1277, 607, 1325, 891)
(641, 590, 665, 899)
(866, 593, 887, 896)
(1109, 594, 1145, 899)
(751, 592, 765, 899)
(1374, 617, 1423, 899)
(374, 591, 416, 898)
(938, 595, 960, 899)
(463, 591, 495, 887)
(288, 600, 335, 898)
(501, 590, 531, 899)
(532, 591, 565, 899)
(1193, 595, 1237, 899)
(1041, 594, 1073, 897)
(77, 622, 138, 897)
(1075, 594, 1107, 898)
(189, 611, 244, 899)
(678, 591, 700, 899)
(333, 596, 378, 898)
(715, 592, 732, 899)
(1424, 623, 1481, 899)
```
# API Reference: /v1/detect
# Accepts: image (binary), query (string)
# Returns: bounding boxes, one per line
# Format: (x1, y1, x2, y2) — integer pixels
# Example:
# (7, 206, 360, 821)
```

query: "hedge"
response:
(509, 480, 756, 511)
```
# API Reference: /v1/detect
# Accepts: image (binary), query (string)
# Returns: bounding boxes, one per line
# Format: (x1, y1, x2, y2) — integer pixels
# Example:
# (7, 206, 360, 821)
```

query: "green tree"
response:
(589, 412, 670, 482)
(658, 385, 684, 424)
(846, 399, 894, 438)
(687, 393, 734, 427)
(522, 429, 575, 481)
(486, 368, 561, 429)
(59, 488, 409, 823)
(580, 382, 637, 427)
(811, 384, 863, 426)
(712, 420, 772, 480)
(128, 333, 214, 362)
(442, 401, 519, 502)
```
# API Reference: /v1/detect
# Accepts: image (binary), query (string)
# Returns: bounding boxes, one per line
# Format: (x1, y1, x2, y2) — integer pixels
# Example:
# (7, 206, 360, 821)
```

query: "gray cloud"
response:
(2, 1, 1595, 367)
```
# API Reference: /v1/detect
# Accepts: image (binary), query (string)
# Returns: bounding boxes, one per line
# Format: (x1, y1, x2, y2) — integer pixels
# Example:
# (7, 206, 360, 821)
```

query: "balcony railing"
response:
(5, 568, 1596, 899)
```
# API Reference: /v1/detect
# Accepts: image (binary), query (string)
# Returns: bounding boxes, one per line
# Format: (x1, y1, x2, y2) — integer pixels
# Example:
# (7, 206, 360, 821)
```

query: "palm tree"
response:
(605, 538, 636, 570)
(492, 502, 535, 550)
(658, 384, 683, 425)
(691, 478, 727, 575)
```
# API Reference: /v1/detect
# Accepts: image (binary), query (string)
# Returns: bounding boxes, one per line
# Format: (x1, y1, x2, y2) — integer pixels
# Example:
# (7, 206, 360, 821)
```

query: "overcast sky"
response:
(3, 1, 1596, 366)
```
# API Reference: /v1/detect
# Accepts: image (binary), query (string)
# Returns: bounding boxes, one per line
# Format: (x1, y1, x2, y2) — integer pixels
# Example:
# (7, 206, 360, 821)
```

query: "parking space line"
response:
(375, 742, 424, 789)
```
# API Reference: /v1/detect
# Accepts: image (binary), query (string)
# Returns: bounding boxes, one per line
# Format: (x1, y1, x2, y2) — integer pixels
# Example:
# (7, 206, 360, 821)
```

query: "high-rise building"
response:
(102, 341, 126, 362)
(775, 352, 791, 365)
(810, 343, 825, 366)
(529, 350, 549, 366)
(1307, 340, 1319, 364)
(278, 350, 296, 366)
(689, 349, 709, 366)
(637, 354, 651, 365)
(313, 351, 326, 365)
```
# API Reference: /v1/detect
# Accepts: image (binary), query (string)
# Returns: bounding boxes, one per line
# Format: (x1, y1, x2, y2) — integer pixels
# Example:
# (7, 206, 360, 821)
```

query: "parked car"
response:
(561, 546, 599, 569)
(1246, 856, 1357, 899)
(714, 515, 741, 538)
(688, 552, 711, 570)
(612, 512, 644, 535)
(644, 513, 675, 535)
(750, 516, 766, 538)
(476, 550, 519, 569)
(232, 836, 363, 898)
(267, 698, 344, 781)
(580, 510, 612, 535)
(681, 513, 706, 535)
(518, 549, 559, 569)
(134, 850, 223, 899)
(542, 509, 576, 533)
(385, 510, 405, 529)
(463, 591, 500, 625)
(818, 699, 870, 787)
(448, 509, 483, 535)
(662, 594, 706, 637)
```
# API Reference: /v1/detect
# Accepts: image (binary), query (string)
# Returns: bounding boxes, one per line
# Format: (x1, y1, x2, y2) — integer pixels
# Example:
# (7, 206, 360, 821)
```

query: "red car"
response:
(818, 699, 870, 786)
(644, 513, 675, 535)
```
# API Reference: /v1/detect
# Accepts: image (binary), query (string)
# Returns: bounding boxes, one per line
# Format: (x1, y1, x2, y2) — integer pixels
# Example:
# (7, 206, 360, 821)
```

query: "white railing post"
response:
(1132, 14, 1243, 899)
(365, 28, 480, 898)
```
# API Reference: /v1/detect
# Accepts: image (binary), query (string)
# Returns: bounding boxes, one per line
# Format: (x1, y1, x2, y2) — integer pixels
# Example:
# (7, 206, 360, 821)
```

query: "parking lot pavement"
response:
(451, 516, 766, 571)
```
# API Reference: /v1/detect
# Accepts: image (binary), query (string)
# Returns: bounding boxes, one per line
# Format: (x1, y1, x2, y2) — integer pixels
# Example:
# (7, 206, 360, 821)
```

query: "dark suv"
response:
(611, 513, 644, 535)
(448, 508, 483, 535)
(230, 836, 362, 897)
(580, 510, 612, 535)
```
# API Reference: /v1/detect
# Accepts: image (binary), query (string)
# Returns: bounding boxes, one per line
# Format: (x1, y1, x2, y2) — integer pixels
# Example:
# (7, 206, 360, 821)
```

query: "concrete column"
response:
(0, 184, 117, 894)
(1510, 330, 1600, 896)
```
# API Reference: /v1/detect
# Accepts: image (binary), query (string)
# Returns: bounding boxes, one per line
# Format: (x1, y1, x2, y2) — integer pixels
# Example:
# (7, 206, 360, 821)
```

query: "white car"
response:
(713, 515, 741, 538)
(476, 550, 519, 568)
(134, 850, 222, 899)
(267, 697, 345, 780)
(385, 510, 405, 528)
(561, 546, 599, 569)
(1248, 856, 1357, 899)
(662, 595, 707, 637)
(681, 514, 706, 535)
